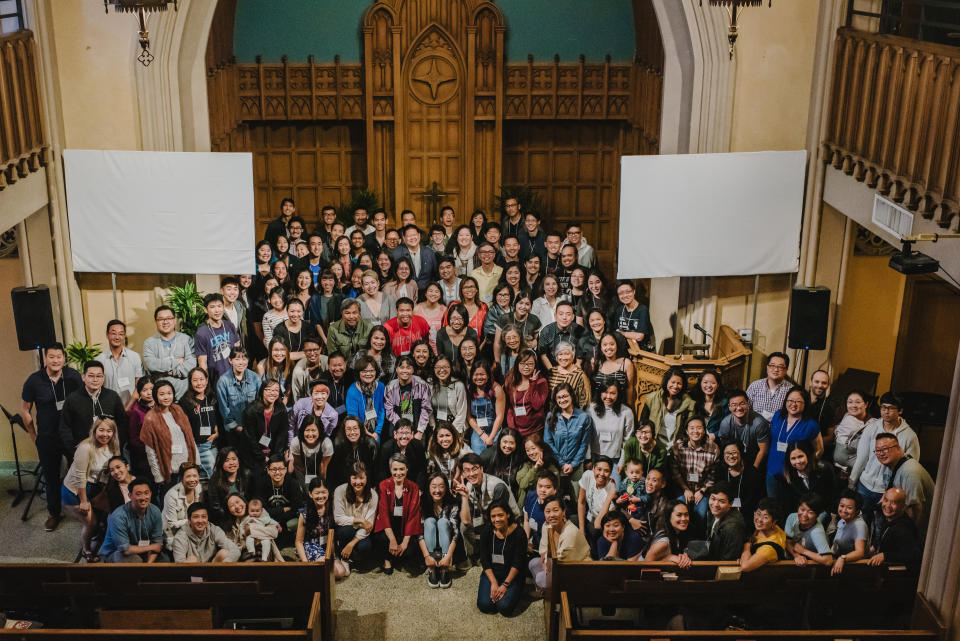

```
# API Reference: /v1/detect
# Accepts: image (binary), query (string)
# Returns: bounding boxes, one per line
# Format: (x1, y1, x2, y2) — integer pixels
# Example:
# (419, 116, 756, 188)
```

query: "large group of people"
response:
(19, 198, 935, 616)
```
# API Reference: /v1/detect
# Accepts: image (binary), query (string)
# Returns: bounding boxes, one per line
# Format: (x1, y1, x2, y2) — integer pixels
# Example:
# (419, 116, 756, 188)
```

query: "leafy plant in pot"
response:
(165, 282, 206, 337)
(64, 339, 102, 370)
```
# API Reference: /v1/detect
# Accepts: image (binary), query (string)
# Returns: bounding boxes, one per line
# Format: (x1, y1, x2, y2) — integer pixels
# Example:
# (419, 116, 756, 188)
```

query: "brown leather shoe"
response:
(44, 515, 61, 532)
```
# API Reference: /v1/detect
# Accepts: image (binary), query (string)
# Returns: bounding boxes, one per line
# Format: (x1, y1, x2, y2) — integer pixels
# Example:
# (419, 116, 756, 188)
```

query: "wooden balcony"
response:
(824, 27, 960, 231)
(0, 30, 47, 191)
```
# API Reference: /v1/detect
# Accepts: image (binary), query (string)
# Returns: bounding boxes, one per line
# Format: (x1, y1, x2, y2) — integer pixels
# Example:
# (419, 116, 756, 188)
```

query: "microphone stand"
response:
(1, 403, 35, 507)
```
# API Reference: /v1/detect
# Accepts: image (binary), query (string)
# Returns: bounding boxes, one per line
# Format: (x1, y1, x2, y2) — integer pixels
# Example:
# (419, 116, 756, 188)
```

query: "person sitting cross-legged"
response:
(172, 502, 240, 563)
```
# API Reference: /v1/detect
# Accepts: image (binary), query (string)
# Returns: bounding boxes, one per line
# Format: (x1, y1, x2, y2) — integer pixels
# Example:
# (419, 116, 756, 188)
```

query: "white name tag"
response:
(171, 442, 185, 454)
(138, 539, 150, 547)
(732, 497, 742, 508)
(365, 408, 378, 421)
(472, 516, 484, 528)
(200, 424, 212, 436)
(600, 432, 613, 443)
(402, 412, 414, 421)
(491, 553, 505, 565)
(515, 406, 527, 417)
(687, 472, 699, 483)
(305, 474, 317, 485)
(477, 416, 488, 428)
(529, 520, 538, 532)
(118, 377, 132, 389)
(56, 400, 64, 411)
(776, 441, 788, 452)
(437, 409, 449, 421)
(259, 434, 272, 447)
(393, 505, 403, 517)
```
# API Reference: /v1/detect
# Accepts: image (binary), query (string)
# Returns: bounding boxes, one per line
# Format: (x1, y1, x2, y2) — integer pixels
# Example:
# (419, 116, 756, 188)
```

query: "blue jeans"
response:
(477, 571, 522, 616)
(765, 474, 783, 503)
(857, 482, 884, 526)
(197, 441, 217, 479)
(423, 517, 454, 557)
(470, 428, 499, 454)
(335, 525, 375, 565)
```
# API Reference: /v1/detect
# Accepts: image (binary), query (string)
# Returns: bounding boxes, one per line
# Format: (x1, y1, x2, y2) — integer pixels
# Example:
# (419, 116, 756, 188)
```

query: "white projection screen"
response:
(617, 151, 807, 279)
(63, 149, 255, 274)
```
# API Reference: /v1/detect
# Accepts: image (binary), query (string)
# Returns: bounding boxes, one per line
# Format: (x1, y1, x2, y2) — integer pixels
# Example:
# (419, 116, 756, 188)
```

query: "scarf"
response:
(455, 244, 477, 275)
(140, 405, 198, 483)
(358, 379, 378, 435)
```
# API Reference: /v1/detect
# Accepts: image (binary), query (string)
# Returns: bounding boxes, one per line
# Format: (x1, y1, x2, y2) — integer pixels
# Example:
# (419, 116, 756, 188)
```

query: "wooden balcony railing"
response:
(0, 30, 47, 191)
(824, 27, 960, 231)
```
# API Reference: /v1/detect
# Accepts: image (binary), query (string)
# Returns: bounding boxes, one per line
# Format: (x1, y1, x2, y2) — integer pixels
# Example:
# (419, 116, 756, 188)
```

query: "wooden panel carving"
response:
(247, 122, 366, 235)
(824, 27, 960, 231)
(0, 31, 47, 191)
(503, 121, 625, 273)
(503, 57, 635, 120)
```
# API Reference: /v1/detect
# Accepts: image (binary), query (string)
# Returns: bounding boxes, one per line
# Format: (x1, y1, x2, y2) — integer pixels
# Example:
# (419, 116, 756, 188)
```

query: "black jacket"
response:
(705, 510, 747, 560)
(240, 403, 289, 469)
(252, 472, 305, 527)
(376, 438, 426, 487)
(59, 387, 127, 453)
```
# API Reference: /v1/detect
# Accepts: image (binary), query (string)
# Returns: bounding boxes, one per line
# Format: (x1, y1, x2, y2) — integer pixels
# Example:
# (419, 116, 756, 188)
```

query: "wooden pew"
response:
(0, 539, 335, 640)
(544, 556, 940, 641)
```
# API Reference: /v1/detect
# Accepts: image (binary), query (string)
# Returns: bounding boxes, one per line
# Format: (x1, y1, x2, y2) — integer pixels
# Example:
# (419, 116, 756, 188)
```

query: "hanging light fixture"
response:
(700, 0, 772, 59)
(104, 0, 178, 67)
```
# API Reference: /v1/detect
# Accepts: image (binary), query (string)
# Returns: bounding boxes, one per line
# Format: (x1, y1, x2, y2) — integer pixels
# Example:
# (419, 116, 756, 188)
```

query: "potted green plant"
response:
(336, 187, 380, 224)
(64, 339, 102, 370)
(165, 282, 206, 337)
(496, 185, 547, 218)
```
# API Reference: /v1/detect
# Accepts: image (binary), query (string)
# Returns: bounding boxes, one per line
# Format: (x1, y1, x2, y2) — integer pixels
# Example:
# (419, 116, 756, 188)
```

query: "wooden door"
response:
(397, 29, 465, 227)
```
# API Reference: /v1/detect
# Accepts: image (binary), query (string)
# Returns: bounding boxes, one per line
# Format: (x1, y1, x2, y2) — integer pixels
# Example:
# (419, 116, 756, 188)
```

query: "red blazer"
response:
(374, 478, 424, 537)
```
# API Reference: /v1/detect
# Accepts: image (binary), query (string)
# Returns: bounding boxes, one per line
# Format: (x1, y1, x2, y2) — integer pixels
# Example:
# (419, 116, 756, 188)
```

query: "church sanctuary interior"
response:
(3, 0, 960, 639)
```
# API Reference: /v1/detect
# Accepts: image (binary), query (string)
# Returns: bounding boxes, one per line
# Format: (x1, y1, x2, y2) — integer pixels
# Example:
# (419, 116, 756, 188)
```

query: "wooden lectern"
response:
(627, 325, 750, 417)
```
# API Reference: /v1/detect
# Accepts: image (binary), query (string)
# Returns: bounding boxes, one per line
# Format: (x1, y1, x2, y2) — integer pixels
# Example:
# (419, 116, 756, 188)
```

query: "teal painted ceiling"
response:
(233, 0, 635, 63)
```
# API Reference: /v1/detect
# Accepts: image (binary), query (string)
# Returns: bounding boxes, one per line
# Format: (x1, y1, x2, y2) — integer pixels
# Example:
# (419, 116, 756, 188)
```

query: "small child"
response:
(615, 459, 645, 519)
(243, 497, 282, 562)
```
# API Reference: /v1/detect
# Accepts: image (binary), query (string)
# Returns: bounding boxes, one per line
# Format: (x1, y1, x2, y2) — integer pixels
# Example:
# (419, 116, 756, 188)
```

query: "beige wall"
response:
(832, 252, 906, 394)
(729, 1, 821, 152)
(49, 1, 140, 150)
(0, 257, 41, 463)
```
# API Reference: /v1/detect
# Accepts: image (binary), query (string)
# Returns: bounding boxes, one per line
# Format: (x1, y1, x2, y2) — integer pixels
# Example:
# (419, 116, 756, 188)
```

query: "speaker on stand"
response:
(788, 286, 831, 387)
(9, 286, 57, 514)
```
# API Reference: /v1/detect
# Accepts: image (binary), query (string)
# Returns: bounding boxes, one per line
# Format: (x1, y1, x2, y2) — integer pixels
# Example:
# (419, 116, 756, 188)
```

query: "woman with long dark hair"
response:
(642, 500, 693, 566)
(782, 439, 837, 515)
(178, 367, 221, 479)
(588, 331, 636, 410)
(480, 427, 524, 496)
(544, 382, 593, 494)
(466, 361, 506, 454)
(327, 415, 379, 490)
(691, 369, 728, 435)
(206, 447, 250, 525)
(333, 461, 378, 569)
(447, 224, 479, 276)
(639, 366, 696, 448)
(504, 349, 549, 438)
(241, 378, 288, 469)
(767, 386, 822, 502)
(419, 471, 460, 588)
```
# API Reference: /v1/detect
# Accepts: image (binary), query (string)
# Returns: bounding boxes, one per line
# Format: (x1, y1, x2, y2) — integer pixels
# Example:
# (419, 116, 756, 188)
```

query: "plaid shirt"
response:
(746, 378, 792, 420)
(670, 439, 719, 493)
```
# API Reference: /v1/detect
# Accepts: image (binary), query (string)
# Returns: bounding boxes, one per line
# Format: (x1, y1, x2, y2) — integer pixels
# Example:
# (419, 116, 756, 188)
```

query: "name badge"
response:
(491, 553, 505, 565)
(776, 441, 788, 452)
(437, 409, 449, 421)
(529, 520, 538, 532)
(259, 434, 272, 447)
(761, 410, 775, 421)
(472, 516, 484, 528)
(477, 416, 488, 428)
(732, 497, 742, 508)
(305, 474, 317, 485)
(138, 539, 150, 547)
(171, 442, 185, 454)
(365, 408, 378, 421)
(335, 405, 346, 414)
(599, 432, 613, 443)
(56, 400, 64, 411)
(402, 412, 414, 422)
(200, 424, 212, 436)
(118, 377, 132, 389)
(687, 472, 699, 483)
(401, 349, 410, 356)
(514, 406, 527, 417)
(393, 505, 403, 517)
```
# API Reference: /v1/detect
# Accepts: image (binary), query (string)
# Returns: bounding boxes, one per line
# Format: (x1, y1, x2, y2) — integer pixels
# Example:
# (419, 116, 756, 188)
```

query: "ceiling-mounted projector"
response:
(888, 234, 960, 276)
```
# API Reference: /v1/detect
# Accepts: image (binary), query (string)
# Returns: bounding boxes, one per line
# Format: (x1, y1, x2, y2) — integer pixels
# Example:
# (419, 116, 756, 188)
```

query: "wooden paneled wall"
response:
(247, 122, 366, 232)
(0, 30, 47, 191)
(824, 27, 960, 232)
(503, 121, 626, 272)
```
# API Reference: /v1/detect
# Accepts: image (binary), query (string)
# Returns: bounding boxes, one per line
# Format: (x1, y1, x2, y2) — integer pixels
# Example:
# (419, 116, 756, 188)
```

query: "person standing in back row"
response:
(20, 343, 84, 532)
(143, 305, 197, 400)
(95, 319, 145, 411)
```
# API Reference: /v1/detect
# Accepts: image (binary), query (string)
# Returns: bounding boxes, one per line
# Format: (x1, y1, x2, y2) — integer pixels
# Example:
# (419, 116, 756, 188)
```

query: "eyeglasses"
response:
(729, 401, 748, 409)
(874, 445, 898, 455)
(879, 405, 899, 412)
(767, 364, 787, 371)
(156, 316, 175, 322)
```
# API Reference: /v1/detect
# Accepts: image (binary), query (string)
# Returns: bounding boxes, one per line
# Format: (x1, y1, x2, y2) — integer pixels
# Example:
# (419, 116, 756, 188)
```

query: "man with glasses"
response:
(870, 433, 934, 532)
(716, 389, 770, 470)
(143, 304, 197, 400)
(561, 222, 597, 270)
(290, 337, 329, 402)
(59, 360, 127, 455)
(393, 224, 438, 293)
(470, 242, 504, 304)
(95, 319, 145, 410)
(848, 392, 920, 523)
(746, 352, 793, 421)
(286, 217, 306, 255)
(501, 197, 523, 240)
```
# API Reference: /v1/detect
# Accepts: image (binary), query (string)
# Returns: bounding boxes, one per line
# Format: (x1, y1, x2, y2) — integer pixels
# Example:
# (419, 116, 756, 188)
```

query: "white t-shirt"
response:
(579, 470, 615, 521)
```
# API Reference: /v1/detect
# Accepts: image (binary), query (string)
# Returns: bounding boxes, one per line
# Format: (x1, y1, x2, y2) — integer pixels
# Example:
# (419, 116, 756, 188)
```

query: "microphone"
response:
(693, 323, 711, 338)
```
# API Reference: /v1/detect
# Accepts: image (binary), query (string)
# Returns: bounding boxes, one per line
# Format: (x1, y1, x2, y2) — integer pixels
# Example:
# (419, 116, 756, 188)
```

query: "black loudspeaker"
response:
(788, 286, 830, 351)
(11, 285, 57, 351)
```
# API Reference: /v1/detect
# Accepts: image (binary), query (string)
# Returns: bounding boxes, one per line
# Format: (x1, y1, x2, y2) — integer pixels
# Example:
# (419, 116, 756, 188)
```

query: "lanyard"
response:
(778, 417, 802, 444)
(50, 376, 65, 403)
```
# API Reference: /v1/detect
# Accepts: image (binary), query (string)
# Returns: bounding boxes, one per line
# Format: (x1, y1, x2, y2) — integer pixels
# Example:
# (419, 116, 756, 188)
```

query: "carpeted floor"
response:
(0, 472, 545, 640)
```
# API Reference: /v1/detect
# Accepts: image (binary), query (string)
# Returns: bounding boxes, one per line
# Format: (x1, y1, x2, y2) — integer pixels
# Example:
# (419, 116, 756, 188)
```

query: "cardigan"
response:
(139, 406, 198, 483)
(383, 376, 433, 434)
(505, 377, 550, 437)
(374, 478, 424, 537)
(640, 391, 697, 448)
(345, 381, 386, 438)
(332, 483, 379, 540)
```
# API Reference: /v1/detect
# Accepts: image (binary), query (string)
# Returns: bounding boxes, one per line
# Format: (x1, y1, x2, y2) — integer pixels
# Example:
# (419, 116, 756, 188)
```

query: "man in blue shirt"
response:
(100, 478, 166, 563)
